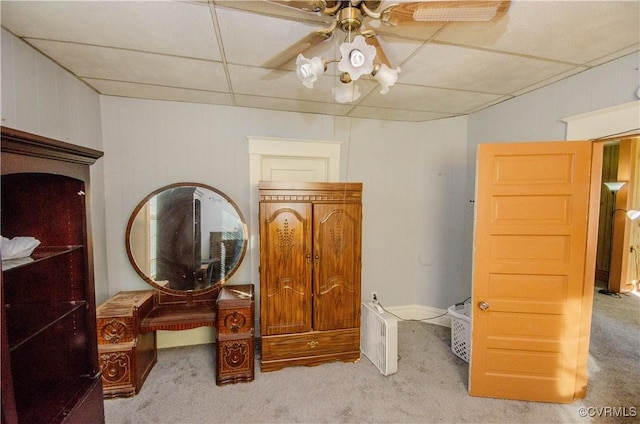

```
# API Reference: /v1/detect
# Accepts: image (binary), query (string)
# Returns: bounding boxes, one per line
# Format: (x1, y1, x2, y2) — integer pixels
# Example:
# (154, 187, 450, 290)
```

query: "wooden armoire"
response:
(258, 181, 362, 371)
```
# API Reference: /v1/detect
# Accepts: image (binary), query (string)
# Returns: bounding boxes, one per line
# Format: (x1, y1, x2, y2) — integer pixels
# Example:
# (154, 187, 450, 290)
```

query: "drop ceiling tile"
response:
(27, 39, 230, 92)
(214, 1, 332, 25)
(235, 94, 352, 116)
(435, 0, 640, 65)
(360, 84, 503, 114)
(84, 79, 234, 106)
(400, 43, 575, 95)
(347, 106, 453, 122)
(216, 7, 328, 67)
(1, 1, 220, 60)
(510, 67, 587, 97)
(367, 33, 426, 69)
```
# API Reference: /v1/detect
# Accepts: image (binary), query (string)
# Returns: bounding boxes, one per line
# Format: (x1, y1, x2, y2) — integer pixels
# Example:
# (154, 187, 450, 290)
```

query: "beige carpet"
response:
(104, 289, 639, 424)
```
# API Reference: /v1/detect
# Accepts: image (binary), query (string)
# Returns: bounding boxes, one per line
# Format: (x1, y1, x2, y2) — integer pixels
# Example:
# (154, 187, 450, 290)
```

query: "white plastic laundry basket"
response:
(447, 303, 471, 363)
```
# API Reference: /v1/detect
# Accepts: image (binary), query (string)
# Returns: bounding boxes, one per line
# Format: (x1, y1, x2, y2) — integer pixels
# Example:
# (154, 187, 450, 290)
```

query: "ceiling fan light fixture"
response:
(372, 63, 400, 94)
(339, 71, 353, 84)
(338, 35, 375, 80)
(333, 80, 361, 103)
(296, 54, 326, 88)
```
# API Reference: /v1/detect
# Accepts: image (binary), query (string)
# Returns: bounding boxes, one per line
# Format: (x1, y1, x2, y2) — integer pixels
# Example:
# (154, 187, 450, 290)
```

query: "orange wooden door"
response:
(470, 141, 603, 403)
(313, 203, 362, 331)
(259, 202, 312, 335)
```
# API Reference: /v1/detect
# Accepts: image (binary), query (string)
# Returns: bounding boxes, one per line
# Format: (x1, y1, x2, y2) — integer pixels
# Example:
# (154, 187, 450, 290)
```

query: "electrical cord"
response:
(374, 296, 471, 323)
(372, 297, 471, 363)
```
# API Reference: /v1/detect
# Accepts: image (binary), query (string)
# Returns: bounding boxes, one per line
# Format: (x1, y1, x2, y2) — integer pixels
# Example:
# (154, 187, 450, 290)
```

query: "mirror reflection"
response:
(126, 183, 247, 293)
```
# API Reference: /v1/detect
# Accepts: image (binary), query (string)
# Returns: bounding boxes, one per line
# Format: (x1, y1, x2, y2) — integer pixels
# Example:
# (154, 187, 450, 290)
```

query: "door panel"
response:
(261, 156, 328, 182)
(470, 141, 602, 403)
(313, 203, 362, 331)
(259, 202, 312, 335)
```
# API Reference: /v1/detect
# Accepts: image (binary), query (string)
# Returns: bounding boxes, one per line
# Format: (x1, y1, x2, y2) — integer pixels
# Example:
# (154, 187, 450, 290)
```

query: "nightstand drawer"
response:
(96, 291, 155, 345)
(216, 285, 254, 335)
(217, 306, 253, 335)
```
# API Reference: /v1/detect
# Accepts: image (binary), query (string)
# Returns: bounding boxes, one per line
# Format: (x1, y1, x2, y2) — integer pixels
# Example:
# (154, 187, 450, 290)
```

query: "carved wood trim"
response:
(258, 181, 363, 202)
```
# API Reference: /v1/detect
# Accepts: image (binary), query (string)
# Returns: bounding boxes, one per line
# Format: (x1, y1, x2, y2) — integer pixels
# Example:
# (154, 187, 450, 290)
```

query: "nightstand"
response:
(96, 290, 157, 398)
(215, 284, 254, 385)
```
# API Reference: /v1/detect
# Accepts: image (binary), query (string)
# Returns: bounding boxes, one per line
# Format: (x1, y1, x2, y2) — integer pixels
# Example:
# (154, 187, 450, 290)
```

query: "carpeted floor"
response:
(104, 289, 639, 424)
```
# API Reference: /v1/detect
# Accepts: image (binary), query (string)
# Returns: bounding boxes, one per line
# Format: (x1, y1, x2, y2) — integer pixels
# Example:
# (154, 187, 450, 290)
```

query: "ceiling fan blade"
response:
(265, 0, 327, 13)
(262, 30, 332, 69)
(382, 1, 510, 24)
(363, 34, 391, 68)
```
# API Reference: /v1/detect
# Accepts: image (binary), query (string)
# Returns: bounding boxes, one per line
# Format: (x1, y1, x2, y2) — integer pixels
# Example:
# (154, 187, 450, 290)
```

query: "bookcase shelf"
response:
(1, 127, 105, 424)
(2, 246, 83, 271)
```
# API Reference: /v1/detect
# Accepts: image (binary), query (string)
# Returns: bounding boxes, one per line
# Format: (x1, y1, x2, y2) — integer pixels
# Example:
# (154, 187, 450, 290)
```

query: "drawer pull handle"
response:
(307, 340, 319, 349)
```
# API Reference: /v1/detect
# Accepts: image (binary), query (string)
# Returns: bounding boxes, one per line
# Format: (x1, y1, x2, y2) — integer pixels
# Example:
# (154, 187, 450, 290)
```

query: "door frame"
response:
(564, 102, 640, 294)
(247, 136, 342, 333)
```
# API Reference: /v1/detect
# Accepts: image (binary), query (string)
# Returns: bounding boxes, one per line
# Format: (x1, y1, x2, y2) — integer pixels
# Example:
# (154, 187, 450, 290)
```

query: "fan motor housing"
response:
(337, 5, 363, 32)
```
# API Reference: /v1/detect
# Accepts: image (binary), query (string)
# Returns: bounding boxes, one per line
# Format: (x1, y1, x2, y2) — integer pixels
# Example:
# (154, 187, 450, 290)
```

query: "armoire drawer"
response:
(262, 328, 360, 360)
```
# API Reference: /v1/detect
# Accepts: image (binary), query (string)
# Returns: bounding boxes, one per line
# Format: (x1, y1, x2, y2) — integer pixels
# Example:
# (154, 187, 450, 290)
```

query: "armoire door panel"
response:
(259, 202, 312, 335)
(313, 203, 362, 331)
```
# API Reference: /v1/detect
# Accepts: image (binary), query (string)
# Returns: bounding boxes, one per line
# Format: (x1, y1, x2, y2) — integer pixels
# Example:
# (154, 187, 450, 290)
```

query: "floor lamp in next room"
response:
(601, 181, 640, 296)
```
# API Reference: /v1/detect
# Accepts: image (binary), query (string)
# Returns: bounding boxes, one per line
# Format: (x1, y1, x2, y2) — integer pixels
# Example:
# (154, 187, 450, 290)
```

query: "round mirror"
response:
(126, 182, 248, 295)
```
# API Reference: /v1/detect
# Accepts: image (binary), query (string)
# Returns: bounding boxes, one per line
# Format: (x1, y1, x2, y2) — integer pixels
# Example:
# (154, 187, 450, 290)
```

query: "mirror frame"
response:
(125, 182, 248, 297)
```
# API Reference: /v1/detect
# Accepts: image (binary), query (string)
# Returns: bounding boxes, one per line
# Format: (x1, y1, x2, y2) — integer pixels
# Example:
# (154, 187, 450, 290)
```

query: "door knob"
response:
(478, 301, 490, 310)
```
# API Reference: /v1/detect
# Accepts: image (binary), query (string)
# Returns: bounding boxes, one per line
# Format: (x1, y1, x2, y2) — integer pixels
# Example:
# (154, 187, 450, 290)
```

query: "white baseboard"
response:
(158, 305, 451, 348)
(384, 304, 451, 328)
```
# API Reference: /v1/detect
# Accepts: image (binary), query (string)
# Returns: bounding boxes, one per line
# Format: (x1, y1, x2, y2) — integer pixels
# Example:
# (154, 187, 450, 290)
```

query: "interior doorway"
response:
(246, 136, 342, 333)
(595, 142, 620, 290)
(563, 103, 640, 295)
(594, 137, 639, 295)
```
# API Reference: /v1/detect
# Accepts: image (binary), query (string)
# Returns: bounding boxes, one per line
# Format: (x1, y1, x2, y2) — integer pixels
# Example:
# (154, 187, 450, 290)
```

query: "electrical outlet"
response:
(372, 292, 378, 303)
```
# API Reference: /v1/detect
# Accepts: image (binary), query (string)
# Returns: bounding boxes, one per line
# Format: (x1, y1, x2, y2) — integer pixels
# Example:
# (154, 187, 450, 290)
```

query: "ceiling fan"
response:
(263, 1, 511, 68)
(260, 1, 511, 102)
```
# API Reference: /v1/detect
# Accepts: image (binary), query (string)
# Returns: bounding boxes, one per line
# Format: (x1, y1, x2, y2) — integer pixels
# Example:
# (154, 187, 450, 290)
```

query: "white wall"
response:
(0, 29, 109, 304)
(461, 52, 640, 299)
(100, 97, 469, 317)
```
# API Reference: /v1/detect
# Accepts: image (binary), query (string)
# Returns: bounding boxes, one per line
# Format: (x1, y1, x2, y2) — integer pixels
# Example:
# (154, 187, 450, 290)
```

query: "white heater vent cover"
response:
(361, 302, 398, 376)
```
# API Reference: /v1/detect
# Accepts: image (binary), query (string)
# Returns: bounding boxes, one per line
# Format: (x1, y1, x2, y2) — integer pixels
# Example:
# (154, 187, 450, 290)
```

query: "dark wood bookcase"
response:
(1, 127, 105, 424)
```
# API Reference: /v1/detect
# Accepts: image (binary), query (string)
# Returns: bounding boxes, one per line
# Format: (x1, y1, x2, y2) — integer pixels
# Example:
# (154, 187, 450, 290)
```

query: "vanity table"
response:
(97, 182, 253, 397)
